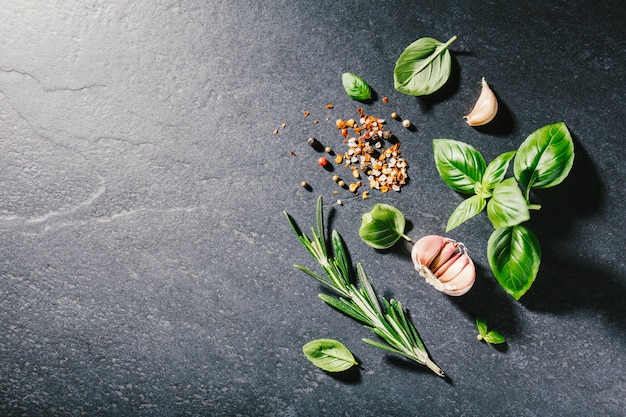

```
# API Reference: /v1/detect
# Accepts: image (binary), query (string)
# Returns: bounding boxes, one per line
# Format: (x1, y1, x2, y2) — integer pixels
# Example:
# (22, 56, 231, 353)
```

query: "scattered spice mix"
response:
(288, 104, 410, 196)
(336, 108, 408, 193)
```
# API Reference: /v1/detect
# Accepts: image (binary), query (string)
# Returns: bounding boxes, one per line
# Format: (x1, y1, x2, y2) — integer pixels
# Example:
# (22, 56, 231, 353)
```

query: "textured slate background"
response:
(1, 1, 624, 416)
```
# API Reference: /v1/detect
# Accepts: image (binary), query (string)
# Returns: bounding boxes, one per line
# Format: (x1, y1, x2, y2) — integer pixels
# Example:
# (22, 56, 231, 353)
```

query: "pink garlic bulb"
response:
(411, 235, 476, 296)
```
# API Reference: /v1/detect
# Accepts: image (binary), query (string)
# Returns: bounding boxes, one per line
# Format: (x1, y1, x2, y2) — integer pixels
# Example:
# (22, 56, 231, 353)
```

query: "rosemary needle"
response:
(284, 196, 445, 377)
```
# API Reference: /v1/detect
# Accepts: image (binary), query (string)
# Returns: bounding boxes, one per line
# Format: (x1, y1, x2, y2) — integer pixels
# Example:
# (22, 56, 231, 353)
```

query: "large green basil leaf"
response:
(341, 72, 372, 101)
(302, 339, 358, 372)
(433, 139, 486, 194)
(359, 203, 408, 249)
(394, 36, 457, 96)
(487, 178, 530, 228)
(446, 195, 486, 232)
(487, 225, 541, 300)
(513, 122, 575, 190)
(482, 151, 516, 190)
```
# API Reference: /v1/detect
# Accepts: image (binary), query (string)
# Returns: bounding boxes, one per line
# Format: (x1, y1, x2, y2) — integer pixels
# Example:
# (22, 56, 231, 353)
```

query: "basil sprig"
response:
(394, 36, 457, 96)
(302, 339, 358, 372)
(433, 122, 574, 299)
(476, 317, 506, 345)
(359, 203, 411, 249)
(341, 72, 372, 101)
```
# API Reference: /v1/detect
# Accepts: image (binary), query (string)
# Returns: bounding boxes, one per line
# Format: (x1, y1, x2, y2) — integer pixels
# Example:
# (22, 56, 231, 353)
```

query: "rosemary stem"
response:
(424, 357, 446, 377)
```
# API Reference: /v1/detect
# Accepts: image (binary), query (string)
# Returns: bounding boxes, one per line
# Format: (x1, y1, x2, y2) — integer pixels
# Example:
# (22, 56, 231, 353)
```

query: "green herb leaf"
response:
(486, 178, 531, 229)
(484, 331, 506, 344)
(446, 194, 486, 232)
(513, 122, 575, 192)
(341, 72, 372, 101)
(359, 203, 410, 249)
(302, 339, 357, 372)
(394, 36, 457, 96)
(487, 225, 541, 300)
(475, 316, 488, 336)
(433, 139, 486, 194)
(482, 151, 517, 191)
(476, 317, 506, 344)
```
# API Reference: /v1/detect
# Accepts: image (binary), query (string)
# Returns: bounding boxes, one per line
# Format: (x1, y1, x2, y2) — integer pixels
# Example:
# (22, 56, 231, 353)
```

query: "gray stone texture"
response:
(1, 1, 624, 416)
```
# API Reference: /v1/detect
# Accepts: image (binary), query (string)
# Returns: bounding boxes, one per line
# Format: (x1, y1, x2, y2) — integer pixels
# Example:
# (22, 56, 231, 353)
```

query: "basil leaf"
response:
(475, 316, 488, 337)
(487, 225, 541, 300)
(482, 151, 516, 190)
(359, 203, 409, 249)
(476, 317, 506, 344)
(302, 339, 358, 372)
(394, 36, 457, 96)
(484, 331, 506, 345)
(513, 122, 575, 191)
(446, 194, 486, 232)
(433, 139, 486, 194)
(487, 178, 530, 229)
(341, 72, 372, 101)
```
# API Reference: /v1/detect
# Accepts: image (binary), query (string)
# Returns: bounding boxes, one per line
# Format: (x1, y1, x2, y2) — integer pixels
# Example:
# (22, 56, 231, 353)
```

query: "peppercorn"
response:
(402, 119, 411, 128)
(307, 137, 318, 147)
(318, 157, 328, 167)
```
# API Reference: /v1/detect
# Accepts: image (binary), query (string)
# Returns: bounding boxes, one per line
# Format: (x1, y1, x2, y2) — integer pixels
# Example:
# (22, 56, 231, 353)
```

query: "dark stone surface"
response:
(1, 1, 624, 416)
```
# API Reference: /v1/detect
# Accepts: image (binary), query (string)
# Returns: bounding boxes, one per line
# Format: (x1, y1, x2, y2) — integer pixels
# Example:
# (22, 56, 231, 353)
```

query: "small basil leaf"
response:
(341, 72, 372, 101)
(359, 203, 409, 249)
(473, 182, 491, 199)
(446, 195, 486, 232)
(487, 178, 530, 229)
(482, 151, 517, 190)
(433, 139, 486, 194)
(476, 317, 506, 344)
(475, 316, 488, 337)
(394, 36, 457, 96)
(302, 339, 358, 372)
(487, 225, 541, 300)
(513, 122, 575, 190)
(484, 331, 506, 345)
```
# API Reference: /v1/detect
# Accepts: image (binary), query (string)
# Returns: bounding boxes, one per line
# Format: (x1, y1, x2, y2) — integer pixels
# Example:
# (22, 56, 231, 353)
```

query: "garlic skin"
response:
(464, 78, 498, 127)
(411, 235, 476, 296)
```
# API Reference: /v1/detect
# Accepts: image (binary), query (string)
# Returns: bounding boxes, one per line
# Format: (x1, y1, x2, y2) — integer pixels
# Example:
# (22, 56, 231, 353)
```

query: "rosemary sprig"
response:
(284, 196, 445, 377)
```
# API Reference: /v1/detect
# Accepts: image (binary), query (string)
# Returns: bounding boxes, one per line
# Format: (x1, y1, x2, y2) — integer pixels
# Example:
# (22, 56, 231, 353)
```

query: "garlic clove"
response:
(444, 259, 475, 290)
(412, 235, 476, 297)
(437, 254, 469, 283)
(442, 283, 473, 297)
(411, 235, 445, 269)
(429, 240, 459, 272)
(464, 77, 498, 127)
